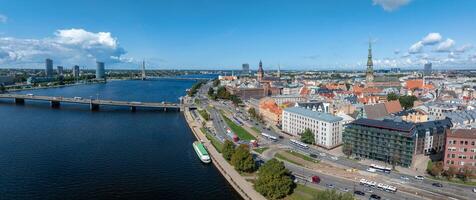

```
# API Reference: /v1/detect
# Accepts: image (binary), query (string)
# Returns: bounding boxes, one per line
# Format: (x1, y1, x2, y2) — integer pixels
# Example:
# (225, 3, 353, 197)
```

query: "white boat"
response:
(193, 141, 211, 163)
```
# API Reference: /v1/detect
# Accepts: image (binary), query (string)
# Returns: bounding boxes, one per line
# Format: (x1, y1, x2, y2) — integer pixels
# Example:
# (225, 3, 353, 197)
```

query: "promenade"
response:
(184, 108, 266, 200)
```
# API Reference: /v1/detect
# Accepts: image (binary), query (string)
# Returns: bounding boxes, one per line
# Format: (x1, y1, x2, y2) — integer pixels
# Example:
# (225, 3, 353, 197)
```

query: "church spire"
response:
(366, 39, 374, 83)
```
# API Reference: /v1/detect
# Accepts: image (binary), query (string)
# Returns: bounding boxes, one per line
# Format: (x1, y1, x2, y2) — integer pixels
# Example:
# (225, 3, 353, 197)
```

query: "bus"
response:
(369, 164, 392, 173)
(261, 132, 278, 141)
(290, 139, 309, 149)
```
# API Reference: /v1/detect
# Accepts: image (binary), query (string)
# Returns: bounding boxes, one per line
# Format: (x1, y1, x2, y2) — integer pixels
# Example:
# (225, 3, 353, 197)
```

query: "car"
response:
(369, 194, 381, 200)
(400, 176, 409, 181)
(414, 175, 425, 180)
(320, 152, 326, 157)
(309, 153, 318, 158)
(326, 184, 335, 189)
(330, 156, 338, 160)
(26, 93, 34, 96)
(432, 183, 443, 187)
(473, 188, 476, 193)
(354, 190, 365, 196)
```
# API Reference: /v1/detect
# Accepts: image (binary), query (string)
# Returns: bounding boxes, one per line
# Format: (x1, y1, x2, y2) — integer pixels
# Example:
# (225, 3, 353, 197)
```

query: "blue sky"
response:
(0, 0, 475, 70)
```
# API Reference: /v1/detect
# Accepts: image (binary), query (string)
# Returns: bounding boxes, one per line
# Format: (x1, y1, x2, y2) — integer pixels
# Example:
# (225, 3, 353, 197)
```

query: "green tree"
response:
(230, 95, 242, 106)
(230, 144, 256, 172)
(387, 92, 399, 101)
(342, 143, 352, 157)
(461, 166, 474, 181)
(213, 79, 220, 87)
(399, 95, 418, 109)
(216, 86, 230, 99)
(444, 166, 458, 180)
(300, 128, 314, 144)
(248, 107, 257, 118)
(430, 161, 444, 177)
(254, 158, 294, 199)
(313, 189, 354, 200)
(222, 140, 235, 161)
(207, 87, 215, 97)
(0, 84, 5, 93)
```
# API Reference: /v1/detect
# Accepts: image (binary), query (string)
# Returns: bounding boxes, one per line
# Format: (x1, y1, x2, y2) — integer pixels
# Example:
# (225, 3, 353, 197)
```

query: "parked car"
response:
(309, 153, 317, 158)
(326, 184, 335, 189)
(400, 176, 409, 181)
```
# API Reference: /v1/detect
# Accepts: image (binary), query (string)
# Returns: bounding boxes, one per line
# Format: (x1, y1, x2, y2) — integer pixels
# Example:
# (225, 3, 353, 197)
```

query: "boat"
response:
(193, 141, 211, 163)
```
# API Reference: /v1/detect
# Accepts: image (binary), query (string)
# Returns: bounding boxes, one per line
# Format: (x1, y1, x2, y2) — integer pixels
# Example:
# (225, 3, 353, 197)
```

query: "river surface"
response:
(0, 79, 241, 200)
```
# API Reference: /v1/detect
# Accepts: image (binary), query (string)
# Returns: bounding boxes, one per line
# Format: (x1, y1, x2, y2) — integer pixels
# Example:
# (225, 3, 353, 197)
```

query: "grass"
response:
(221, 114, 256, 141)
(200, 127, 223, 153)
(286, 184, 321, 200)
(197, 109, 210, 121)
(254, 147, 269, 154)
(286, 150, 319, 163)
(251, 126, 261, 134)
(275, 153, 304, 167)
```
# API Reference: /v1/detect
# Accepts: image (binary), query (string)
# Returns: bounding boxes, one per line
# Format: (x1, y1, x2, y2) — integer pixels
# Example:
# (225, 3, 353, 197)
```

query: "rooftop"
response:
(447, 129, 476, 139)
(284, 107, 343, 123)
(351, 118, 415, 133)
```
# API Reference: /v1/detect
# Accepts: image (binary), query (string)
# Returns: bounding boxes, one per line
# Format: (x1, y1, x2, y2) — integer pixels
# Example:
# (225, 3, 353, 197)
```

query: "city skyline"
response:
(0, 0, 475, 70)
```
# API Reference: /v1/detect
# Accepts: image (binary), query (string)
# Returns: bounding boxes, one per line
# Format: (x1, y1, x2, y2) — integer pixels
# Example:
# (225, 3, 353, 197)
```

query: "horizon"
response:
(1, 0, 475, 70)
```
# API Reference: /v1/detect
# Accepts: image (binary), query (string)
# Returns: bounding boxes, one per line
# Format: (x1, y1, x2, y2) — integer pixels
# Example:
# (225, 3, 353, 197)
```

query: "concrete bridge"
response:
(0, 93, 196, 112)
(146, 76, 213, 81)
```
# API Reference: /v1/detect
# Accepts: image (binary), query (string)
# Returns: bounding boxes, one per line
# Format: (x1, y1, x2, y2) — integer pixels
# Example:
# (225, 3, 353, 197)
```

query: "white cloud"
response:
(455, 44, 473, 53)
(372, 0, 411, 12)
(409, 41, 423, 54)
(0, 14, 7, 23)
(435, 38, 455, 52)
(421, 33, 442, 45)
(0, 28, 129, 68)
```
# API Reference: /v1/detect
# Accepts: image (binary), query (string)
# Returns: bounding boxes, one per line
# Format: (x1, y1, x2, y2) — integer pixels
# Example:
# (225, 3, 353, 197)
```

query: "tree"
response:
(230, 144, 256, 173)
(213, 79, 220, 87)
(342, 143, 352, 157)
(313, 189, 354, 200)
(461, 166, 474, 182)
(248, 107, 257, 118)
(429, 161, 444, 177)
(230, 95, 242, 106)
(254, 158, 294, 200)
(222, 140, 235, 161)
(216, 86, 231, 99)
(207, 87, 215, 97)
(300, 128, 315, 144)
(399, 95, 418, 109)
(444, 166, 458, 180)
(0, 84, 5, 93)
(387, 92, 399, 101)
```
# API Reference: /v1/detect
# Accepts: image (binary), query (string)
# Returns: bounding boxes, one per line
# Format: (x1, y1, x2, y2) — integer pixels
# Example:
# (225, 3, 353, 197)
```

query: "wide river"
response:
(0, 79, 241, 200)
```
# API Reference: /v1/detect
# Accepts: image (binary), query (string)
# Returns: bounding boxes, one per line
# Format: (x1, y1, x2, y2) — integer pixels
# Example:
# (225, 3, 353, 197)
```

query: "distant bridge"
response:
(145, 76, 214, 81)
(0, 94, 196, 112)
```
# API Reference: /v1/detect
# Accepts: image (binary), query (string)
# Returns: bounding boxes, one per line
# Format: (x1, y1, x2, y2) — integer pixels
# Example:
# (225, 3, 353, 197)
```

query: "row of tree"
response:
(187, 80, 206, 97)
(247, 107, 264, 122)
(387, 93, 418, 109)
(208, 86, 242, 106)
(427, 160, 475, 181)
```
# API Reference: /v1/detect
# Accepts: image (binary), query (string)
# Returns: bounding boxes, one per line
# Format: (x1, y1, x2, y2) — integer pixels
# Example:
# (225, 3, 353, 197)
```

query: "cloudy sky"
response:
(0, 0, 475, 70)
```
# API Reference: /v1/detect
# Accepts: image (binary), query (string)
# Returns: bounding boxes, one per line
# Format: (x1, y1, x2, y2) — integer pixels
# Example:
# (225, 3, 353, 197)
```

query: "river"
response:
(0, 79, 241, 200)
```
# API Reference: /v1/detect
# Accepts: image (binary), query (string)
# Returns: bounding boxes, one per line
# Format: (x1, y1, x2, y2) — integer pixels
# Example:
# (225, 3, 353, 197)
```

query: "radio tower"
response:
(141, 60, 146, 80)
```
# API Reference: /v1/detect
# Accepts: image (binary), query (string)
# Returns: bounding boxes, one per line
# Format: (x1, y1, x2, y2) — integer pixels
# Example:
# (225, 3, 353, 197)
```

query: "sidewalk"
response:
(184, 109, 266, 200)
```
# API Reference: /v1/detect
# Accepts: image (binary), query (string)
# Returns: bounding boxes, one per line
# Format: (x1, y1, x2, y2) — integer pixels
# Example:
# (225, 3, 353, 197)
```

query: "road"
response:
(194, 81, 476, 200)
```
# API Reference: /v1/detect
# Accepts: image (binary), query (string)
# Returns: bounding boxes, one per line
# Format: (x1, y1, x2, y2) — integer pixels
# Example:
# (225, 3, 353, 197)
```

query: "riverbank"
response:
(183, 105, 266, 200)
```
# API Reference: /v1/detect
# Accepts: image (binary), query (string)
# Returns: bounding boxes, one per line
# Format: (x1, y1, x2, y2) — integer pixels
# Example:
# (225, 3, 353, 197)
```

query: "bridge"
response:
(146, 76, 213, 81)
(0, 94, 196, 112)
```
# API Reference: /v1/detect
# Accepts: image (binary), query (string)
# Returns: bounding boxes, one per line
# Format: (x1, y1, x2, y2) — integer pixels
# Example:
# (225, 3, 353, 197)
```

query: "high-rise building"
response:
(45, 58, 53, 77)
(366, 41, 374, 83)
(242, 63, 250, 75)
(96, 62, 105, 80)
(424, 63, 432, 76)
(257, 60, 264, 82)
(57, 66, 64, 76)
(277, 64, 281, 78)
(72, 65, 80, 78)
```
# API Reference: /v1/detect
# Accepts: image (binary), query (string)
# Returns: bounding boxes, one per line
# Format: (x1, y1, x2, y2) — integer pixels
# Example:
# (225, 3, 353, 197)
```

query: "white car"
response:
(400, 176, 409, 181)
(320, 153, 326, 157)
(26, 93, 34, 96)
(473, 188, 476, 193)
(330, 156, 338, 160)
(414, 175, 425, 180)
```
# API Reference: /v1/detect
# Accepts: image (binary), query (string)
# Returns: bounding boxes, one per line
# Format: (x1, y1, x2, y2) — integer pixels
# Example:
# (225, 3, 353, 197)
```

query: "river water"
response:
(0, 79, 241, 200)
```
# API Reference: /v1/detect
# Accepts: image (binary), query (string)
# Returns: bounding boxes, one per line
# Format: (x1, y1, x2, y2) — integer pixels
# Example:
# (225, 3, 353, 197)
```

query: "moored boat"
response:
(193, 141, 211, 163)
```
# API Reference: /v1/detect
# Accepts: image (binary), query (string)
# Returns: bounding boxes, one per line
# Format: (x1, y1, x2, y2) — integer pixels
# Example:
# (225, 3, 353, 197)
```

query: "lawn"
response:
(254, 147, 269, 154)
(221, 114, 256, 141)
(197, 109, 210, 121)
(427, 175, 476, 186)
(286, 184, 320, 200)
(275, 153, 303, 167)
(286, 150, 319, 163)
(200, 127, 223, 153)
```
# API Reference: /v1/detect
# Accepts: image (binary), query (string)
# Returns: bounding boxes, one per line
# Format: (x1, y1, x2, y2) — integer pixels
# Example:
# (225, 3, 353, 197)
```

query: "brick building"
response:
(443, 129, 476, 171)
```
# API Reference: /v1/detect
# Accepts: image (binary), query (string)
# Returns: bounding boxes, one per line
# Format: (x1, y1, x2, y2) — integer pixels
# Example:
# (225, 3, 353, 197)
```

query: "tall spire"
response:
(277, 64, 281, 78)
(366, 39, 374, 83)
(257, 60, 264, 82)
